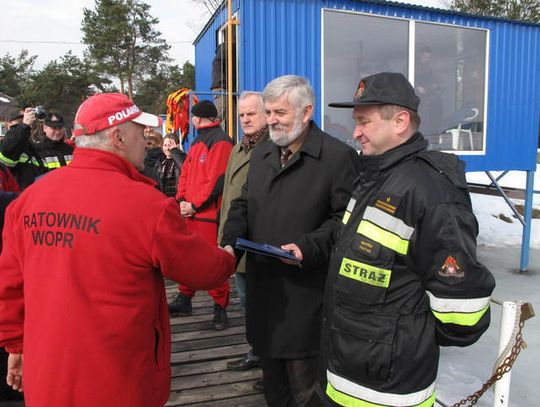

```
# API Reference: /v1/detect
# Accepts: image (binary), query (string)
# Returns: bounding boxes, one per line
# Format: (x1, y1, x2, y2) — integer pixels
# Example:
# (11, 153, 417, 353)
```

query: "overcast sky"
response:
(0, 0, 447, 69)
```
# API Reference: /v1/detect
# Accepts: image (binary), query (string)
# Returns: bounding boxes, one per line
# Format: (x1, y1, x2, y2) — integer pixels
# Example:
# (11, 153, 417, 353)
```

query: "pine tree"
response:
(81, 0, 170, 98)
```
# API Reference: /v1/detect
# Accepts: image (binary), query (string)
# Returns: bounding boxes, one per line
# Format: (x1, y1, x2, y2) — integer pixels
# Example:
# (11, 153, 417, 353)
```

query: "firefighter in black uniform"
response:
(0, 109, 73, 189)
(319, 72, 495, 407)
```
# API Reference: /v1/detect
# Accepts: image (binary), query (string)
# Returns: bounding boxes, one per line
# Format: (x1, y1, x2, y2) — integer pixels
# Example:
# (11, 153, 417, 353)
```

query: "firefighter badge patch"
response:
(438, 255, 464, 278)
(354, 80, 366, 100)
(374, 193, 401, 215)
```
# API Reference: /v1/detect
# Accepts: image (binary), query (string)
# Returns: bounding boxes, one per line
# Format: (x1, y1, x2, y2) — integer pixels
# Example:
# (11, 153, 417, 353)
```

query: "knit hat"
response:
(329, 72, 420, 112)
(191, 100, 218, 119)
(73, 93, 161, 136)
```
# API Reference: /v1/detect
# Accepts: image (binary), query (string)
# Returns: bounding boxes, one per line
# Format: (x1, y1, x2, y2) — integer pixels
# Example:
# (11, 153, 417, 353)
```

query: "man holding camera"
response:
(0, 107, 73, 189)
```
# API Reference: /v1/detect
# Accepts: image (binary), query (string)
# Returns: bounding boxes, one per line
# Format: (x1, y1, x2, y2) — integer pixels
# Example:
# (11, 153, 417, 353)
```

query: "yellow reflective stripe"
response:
(326, 370, 435, 407)
(326, 384, 382, 407)
(30, 157, 43, 166)
(432, 305, 489, 326)
(339, 258, 391, 288)
(363, 206, 414, 240)
(0, 151, 17, 166)
(44, 161, 62, 169)
(342, 211, 351, 225)
(357, 220, 409, 255)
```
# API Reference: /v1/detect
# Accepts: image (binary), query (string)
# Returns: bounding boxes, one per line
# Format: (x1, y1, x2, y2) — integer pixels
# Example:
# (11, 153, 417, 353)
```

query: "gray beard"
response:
(269, 118, 304, 147)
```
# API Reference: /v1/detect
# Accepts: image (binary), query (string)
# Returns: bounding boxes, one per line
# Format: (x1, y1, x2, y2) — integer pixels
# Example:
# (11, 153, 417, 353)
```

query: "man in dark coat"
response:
(221, 75, 360, 407)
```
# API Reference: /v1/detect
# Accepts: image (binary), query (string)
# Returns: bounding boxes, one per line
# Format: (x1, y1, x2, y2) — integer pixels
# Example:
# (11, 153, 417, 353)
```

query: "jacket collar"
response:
(358, 132, 427, 181)
(197, 121, 222, 131)
(69, 148, 157, 186)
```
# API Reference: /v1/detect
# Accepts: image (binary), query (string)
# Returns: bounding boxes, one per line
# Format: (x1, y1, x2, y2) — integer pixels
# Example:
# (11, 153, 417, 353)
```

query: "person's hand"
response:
(221, 245, 236, 258)
(22, 108, 36, 127)
(163, 138, 178, 153)
(280, 243, 303, 266)
(6, 353, 23, 392)
(167, 139, 178, 151)
(180, 201, 196, 217)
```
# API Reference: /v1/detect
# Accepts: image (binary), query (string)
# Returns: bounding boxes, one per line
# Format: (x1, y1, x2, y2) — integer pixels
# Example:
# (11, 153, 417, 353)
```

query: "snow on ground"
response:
(467, 165, 540, 248)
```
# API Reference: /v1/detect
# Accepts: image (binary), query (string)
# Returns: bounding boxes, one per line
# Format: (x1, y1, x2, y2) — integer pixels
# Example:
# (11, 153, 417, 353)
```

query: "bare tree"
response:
(448, 0, 540, 23)
(194, 0, 223, 15)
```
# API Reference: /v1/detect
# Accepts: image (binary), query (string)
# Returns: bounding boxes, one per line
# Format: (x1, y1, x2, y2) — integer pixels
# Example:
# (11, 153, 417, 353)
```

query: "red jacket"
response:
(0, 148, 235, 407)
(177, 123, 233, 222)
(0, 164, 20, 193)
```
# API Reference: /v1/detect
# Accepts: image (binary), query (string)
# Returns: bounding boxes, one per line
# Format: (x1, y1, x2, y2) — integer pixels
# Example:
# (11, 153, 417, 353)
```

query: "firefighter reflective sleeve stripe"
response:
(342, 198, 356, 225)
(43, 155, 73, 169)
(339, 258, 391, 288)
(0, 152, 39, 167)
(426, 291, 491, 326)
(326, 370, 436, 407)
(0, 151, 17, 166)
(357, 207, 414, 255)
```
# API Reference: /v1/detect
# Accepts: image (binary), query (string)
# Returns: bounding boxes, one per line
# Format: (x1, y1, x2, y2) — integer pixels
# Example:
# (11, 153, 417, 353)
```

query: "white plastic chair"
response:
(442, 108, 479, 150)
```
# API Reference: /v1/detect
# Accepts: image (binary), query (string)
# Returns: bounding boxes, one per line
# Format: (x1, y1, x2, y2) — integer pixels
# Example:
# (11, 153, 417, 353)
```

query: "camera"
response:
(33, 106, 47, 120)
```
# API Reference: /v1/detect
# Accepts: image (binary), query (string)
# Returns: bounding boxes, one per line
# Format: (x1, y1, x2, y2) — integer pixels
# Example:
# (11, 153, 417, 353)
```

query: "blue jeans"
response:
(235, 272, 247, 310)
(235, 273, 260, 361)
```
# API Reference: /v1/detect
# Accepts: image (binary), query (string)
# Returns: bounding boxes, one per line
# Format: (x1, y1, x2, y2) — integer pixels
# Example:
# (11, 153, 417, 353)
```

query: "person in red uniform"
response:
(0, 93, 235, 407)
(0, 159, 20, 403)
(169, 100, 233, 330)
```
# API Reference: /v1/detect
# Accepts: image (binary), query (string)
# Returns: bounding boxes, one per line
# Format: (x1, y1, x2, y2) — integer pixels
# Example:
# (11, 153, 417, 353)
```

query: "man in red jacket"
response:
(170, 100, 233, 330)
(0, 93, 235, 407)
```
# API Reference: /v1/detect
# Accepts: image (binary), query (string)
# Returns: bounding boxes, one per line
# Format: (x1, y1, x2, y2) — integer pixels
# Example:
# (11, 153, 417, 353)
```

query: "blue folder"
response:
(235, 237, 301, 265)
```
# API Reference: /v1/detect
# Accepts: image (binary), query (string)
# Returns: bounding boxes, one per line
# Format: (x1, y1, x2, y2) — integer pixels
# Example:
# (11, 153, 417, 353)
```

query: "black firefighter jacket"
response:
(0, 123, 73, 190)
(222, 122, 360, 359)
(320, 133, 496, 407)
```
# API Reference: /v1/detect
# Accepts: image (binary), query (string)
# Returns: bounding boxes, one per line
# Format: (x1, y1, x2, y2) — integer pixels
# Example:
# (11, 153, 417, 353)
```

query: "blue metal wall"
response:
(195, 0, 540, 172)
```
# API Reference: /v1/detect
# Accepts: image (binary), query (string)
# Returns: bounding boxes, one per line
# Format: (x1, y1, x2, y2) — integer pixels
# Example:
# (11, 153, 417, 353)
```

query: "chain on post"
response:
(442, 302, 534, 407)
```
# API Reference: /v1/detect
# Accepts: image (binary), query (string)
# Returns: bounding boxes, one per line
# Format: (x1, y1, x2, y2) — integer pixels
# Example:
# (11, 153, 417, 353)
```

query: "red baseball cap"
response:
(73, 93, 162, 136)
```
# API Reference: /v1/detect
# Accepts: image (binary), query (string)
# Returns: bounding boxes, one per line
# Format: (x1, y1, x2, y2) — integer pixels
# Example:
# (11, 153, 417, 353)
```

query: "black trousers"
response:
(260, 356, 324, 407)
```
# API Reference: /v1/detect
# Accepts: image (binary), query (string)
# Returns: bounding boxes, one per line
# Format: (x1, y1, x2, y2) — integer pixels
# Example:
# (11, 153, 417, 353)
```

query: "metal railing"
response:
(435, 300, 535, 407)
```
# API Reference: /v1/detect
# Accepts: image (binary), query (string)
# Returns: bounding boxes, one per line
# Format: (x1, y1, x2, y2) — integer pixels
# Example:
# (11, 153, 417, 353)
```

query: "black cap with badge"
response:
(329, 72, 420, 112)
(44, 113, 65, 129)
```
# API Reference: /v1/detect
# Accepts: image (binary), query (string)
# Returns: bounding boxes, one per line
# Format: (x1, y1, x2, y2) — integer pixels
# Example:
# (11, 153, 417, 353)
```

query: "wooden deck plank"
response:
(170, 309, 244, 326)
(172, 333, 247, 352)
(167, 381, 264, 406)
(165, 278, 265, 406)
(170, 316, 245, 334)
(171, 324, 245, 342)
(172, 343, 251, 364)
(180, 394, 266, 407)
(171, 368, 261, 391)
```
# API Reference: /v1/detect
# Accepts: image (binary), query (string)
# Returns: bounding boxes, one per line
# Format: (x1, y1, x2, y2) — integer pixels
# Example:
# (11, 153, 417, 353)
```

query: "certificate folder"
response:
(235, 238, 300, 264)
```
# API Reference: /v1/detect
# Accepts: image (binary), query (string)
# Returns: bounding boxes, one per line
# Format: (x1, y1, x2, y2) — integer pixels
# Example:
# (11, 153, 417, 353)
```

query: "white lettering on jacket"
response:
(107, 105, 140, 125)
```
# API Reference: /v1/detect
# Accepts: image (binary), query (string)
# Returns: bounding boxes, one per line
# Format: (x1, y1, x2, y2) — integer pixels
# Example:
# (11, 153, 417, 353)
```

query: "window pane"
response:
(323, 10, 409, 148)
(415, 23, 487, 152)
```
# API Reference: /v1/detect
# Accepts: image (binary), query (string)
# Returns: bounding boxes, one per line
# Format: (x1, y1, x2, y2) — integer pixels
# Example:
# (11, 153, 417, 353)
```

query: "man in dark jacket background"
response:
(221, 75, 360, 406)
(319, 72, 495, 407)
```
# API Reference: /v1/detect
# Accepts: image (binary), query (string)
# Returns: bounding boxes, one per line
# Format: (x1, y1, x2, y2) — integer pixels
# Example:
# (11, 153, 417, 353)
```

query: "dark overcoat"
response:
(222, 122, 360, 358)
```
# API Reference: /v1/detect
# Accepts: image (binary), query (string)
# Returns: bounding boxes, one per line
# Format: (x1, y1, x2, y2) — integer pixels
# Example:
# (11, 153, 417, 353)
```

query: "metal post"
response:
(485, 172, 524, 226)
(226, 0, 234, 139)
(493, 302, 517, 407)
(519, 170, 535, 272)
